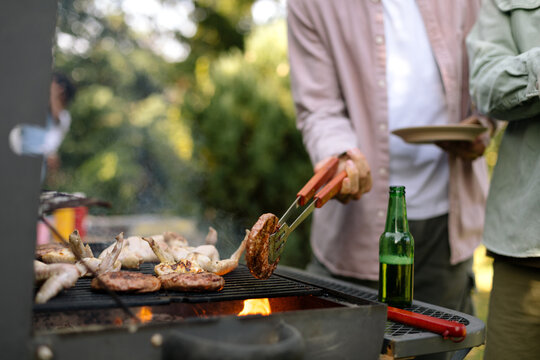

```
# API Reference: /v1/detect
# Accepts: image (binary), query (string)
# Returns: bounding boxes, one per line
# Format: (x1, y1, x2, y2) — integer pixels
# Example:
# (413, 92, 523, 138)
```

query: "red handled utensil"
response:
(387, 306, 467, 341)
(268, 156, 347, 263)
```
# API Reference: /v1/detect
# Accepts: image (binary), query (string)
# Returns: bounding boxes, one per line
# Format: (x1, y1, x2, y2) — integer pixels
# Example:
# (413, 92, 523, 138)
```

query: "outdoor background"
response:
(46, 1, 503, 358)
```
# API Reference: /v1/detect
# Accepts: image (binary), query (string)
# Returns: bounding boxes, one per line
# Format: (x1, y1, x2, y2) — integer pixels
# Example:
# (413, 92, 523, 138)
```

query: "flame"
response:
(238, 298, 271, 316)
(137, 306, 153, 323)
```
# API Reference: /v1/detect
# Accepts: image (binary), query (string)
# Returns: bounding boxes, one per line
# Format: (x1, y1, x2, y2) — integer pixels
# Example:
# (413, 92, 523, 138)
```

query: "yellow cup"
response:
(52, 208, 75, 243)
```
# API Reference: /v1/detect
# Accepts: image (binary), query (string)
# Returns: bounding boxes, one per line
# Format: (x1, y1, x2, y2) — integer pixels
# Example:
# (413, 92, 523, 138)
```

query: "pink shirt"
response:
(287, 0, 489, 280)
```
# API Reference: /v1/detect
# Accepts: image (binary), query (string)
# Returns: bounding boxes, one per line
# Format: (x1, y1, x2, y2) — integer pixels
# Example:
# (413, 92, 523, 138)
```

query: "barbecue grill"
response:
(1, 2, 485, 359)
(32, 260, 386, 359)
(30, 254, 484, 359)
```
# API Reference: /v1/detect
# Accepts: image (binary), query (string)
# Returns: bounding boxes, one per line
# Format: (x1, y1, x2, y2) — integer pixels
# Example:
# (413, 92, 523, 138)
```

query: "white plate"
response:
(391, 124, 488, 144)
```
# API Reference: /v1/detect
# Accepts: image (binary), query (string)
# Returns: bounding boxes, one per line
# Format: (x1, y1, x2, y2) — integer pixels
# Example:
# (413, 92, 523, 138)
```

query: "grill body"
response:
(32, 263, 484, 359)
(33, 264, 387, 359)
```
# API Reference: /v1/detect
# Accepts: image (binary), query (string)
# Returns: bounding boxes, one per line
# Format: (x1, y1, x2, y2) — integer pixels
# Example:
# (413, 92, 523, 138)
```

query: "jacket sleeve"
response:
(287, 0, 358, 165)
(466, 0, 540, 121)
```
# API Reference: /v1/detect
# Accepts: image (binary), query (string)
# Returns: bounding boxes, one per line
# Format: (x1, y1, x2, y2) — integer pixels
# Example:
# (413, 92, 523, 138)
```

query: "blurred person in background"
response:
(9, 72, 76, 181)
(287, 0, 495, 323)
(467, 0, 540, 359)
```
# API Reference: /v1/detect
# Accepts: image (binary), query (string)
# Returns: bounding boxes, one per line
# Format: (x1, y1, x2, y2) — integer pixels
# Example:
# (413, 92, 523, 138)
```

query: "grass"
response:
(465, 245, 493, 359)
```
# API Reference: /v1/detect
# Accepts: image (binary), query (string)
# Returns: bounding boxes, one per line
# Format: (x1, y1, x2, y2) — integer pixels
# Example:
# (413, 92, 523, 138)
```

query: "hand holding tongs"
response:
(268, 156, 347, 263)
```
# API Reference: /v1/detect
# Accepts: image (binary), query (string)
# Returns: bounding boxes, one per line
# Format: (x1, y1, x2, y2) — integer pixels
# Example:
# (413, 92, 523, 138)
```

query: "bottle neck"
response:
(384, 193, 409, 233)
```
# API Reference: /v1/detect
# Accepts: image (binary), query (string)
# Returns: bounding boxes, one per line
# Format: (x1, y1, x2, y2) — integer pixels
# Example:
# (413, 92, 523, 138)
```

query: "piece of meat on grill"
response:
(153, 259, 204, 276)
(35, 243, 68, 260)
(186, 232, 247, 276)
(159, 272, 225, 292)
(161, 227, 220, 262)
(70, 230, 122, 276)
(34, 232, 124, 303)
(98, 235, 167, 269)
(204, 226, 218, 245)
(144, 236, 204, 276)
(34, 261, 83, 304)
(34, 260, 86, 283)
(245, 213, 280, 280)
(95, 232, 123, 275)
(40, 229, 94, 264)
(69, 230, 94, 258)
(41, 247, 77, 264)
(163, 231, 189, 247)
(40, 229, 96, 264)
(97, 228, 221, 270)
(144, 230, 248, 276)
(91, 271, 161, 293)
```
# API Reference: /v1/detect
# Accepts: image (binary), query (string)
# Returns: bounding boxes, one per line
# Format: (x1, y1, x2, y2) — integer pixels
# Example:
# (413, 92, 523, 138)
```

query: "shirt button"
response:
(379, 123, 387, 131)
(378, 79, 386, 88)
(379, 167, 387, 176)
(371, 0, 380, 3)
(377, 210, 385, 218)
(375, 35, 384, 45)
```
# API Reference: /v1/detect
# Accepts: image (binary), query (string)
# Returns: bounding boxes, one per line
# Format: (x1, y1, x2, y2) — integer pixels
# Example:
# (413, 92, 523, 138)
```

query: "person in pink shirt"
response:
(287, 0, 494, 319)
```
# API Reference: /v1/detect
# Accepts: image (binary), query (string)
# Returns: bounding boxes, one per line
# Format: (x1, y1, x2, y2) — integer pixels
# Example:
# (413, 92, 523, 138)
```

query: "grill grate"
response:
(33, 264, 324, 312)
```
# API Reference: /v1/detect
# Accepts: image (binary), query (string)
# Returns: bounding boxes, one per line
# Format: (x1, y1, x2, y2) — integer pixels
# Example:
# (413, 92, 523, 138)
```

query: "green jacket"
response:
(467, 0, 540, 258)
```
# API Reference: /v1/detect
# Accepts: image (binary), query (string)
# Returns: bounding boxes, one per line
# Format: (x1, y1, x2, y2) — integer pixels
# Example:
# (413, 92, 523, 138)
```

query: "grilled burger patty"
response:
(159, 272, 225, 292)
(245, 213, 280, 280)
(91, 271, 161, 293)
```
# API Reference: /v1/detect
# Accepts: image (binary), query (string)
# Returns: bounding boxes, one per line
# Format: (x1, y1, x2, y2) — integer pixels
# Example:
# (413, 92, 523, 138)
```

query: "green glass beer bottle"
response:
(378, 186, 414, 307)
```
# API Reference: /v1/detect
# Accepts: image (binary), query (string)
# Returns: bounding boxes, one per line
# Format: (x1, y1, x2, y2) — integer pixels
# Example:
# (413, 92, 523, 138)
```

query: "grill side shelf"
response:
(273, 266, 473, 334)
(274, 265, 485, 359)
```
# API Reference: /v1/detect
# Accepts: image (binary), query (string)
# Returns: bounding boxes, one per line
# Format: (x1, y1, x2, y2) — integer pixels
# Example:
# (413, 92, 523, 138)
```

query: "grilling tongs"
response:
(268, 156, 347, 263)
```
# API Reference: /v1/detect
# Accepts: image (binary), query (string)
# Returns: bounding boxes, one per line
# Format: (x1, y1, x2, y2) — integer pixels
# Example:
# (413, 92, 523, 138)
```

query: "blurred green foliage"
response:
(186, 22, 313, 267)
(48, 0, 313, 268)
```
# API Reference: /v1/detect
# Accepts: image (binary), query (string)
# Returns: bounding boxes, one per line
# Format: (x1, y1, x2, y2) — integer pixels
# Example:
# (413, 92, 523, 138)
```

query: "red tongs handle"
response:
(387, 306, 467, 341)
(297, 157, 340, 206)
(314, 170, 347, 208)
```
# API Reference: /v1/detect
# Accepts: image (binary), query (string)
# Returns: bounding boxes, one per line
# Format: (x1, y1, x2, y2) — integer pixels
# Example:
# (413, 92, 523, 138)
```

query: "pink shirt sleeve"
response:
(287, 0, 358, 165)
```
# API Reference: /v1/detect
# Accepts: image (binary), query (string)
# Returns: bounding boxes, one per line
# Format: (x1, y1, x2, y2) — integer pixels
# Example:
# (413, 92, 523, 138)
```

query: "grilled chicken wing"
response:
(69, 230, 94, 258)
(98, 235, 167, 269)
(188, 231, 248, 276)
(144, 229, 248, 276)
(34, 231, 124, 303)
(34, 261, 81, 304)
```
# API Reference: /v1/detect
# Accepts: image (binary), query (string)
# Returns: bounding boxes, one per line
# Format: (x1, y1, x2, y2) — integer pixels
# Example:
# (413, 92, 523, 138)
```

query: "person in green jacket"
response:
(466, 1, 540, 359)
